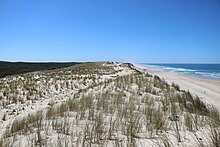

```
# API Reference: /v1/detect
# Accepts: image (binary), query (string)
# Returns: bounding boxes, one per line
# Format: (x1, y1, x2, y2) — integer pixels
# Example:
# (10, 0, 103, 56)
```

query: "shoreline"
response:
(140, 64, 220, 81)
(134, 64, 220, 111)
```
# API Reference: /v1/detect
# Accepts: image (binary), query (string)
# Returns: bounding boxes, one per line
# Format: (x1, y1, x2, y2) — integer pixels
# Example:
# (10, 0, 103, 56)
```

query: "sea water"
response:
(142, 64, 220, 80)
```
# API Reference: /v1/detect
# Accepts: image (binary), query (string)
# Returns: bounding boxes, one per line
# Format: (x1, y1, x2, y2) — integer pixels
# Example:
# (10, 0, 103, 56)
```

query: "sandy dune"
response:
(134, 64, 220, 111)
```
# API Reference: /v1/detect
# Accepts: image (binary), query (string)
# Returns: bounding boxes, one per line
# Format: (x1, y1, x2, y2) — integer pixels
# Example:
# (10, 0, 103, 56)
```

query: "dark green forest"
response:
(0, 61, 80, 78)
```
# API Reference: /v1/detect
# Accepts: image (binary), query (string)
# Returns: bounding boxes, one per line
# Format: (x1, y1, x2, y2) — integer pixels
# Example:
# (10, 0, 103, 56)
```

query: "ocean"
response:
(142, 64, 220, 80)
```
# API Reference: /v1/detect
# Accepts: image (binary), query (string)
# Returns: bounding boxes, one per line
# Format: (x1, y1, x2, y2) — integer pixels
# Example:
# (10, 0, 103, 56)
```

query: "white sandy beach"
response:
(135, 64, 220, 111)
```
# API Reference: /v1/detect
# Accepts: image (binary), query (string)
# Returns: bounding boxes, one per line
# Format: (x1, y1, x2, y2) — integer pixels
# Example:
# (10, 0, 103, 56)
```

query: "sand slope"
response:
(134, 64, 220, 111)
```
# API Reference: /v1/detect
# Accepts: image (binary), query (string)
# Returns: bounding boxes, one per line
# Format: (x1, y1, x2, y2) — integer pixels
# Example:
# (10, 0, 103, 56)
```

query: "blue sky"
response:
(0, 0, 220, 63)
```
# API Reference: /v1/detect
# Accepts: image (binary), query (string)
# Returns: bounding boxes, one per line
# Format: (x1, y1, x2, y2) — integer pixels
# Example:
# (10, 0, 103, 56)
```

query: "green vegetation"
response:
(0, 61, 80, 78)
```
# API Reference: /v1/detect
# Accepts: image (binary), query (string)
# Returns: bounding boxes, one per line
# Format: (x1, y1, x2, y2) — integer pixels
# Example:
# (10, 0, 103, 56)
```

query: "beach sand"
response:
(135, 64, 220, 111)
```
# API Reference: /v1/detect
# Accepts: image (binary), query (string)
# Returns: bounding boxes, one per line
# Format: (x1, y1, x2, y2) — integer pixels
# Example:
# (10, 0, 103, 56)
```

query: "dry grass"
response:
(0, 62, 219, 146)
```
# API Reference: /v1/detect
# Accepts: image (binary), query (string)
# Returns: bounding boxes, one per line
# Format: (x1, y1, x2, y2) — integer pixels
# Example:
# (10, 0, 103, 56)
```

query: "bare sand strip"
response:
(134, 64, 220, 111)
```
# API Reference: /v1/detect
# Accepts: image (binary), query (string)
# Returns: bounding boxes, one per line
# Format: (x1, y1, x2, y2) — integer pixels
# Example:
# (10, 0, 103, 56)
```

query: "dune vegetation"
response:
(0, 62, 219, 147)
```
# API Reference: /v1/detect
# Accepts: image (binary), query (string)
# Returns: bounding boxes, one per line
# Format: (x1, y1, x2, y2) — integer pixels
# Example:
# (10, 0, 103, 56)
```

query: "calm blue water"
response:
(142, 64, 220, 80)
